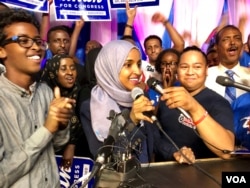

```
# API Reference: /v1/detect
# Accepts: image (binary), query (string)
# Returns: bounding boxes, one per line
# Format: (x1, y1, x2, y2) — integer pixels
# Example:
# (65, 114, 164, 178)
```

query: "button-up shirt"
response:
(0, 74, 69, 188)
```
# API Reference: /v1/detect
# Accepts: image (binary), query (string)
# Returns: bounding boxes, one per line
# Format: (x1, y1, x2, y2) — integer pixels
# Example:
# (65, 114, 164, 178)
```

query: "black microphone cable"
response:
(131, 86, 222, 186)
(191, 127, 233, 154)
(153, 118, 222, 187)
(146, 78, 233, 152)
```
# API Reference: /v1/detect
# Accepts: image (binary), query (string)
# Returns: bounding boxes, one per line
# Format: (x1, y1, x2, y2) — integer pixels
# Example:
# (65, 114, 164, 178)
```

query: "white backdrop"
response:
(32, 0, 250, 49)
(89, 0, 250, 48)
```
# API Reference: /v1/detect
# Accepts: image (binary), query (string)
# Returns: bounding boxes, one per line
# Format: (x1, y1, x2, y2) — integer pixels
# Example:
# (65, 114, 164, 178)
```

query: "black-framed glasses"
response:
(161, 61, 177, 67)
(1, 36, 48, 50)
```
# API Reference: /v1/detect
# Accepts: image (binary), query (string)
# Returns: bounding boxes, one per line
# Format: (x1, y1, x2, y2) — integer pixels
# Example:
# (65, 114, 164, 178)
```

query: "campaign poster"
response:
(56, 155, 94, 188)
(53, 0, 111, 21)
(1, 0, 49, 13)
(110, 0, 159, 9)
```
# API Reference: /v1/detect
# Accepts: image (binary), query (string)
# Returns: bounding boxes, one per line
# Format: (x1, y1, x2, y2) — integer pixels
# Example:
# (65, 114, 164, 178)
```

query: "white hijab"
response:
(90, 40, 139, 142)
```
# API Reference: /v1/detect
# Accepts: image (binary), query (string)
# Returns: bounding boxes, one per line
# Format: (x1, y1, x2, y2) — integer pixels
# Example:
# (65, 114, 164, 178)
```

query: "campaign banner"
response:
(110, 0, 159, 9)
(56, 155, 94, 188)
(1, 0, 49, 13)
(54, 0, 111, 21)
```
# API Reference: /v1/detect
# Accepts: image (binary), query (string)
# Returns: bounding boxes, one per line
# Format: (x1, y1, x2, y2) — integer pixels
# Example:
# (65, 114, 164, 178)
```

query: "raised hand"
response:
(151, 12, 166, 24)
(44, 87, 76, 133)
(126, 0, 137, 21)
(75, 17, 85, 30)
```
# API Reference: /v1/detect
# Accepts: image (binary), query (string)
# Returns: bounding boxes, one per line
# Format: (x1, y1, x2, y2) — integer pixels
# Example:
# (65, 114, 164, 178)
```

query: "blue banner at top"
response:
(110, 0, 159, 9)
(1, 0, 48, 13)
(54, 0, 111, 21)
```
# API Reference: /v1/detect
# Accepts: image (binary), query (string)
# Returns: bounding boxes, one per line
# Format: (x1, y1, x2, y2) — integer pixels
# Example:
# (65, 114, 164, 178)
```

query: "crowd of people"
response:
(0, 1, 250, 187)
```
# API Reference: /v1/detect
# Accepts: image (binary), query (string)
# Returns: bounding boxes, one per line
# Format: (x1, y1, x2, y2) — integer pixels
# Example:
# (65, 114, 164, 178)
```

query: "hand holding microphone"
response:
(161, 87, 196, 112)
(147, 78, 192, 119)
(131, 87, 156, 124)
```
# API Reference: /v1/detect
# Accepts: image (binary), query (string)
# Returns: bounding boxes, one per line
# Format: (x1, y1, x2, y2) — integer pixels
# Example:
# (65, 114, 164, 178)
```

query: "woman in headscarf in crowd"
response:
(40, 54, 90, 169)
(80, 40, 195, 164)
(80, 40, 150, 162)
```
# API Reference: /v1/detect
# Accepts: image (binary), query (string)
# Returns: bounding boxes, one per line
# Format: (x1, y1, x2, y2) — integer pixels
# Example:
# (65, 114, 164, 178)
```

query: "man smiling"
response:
(0, 9, 74, 188)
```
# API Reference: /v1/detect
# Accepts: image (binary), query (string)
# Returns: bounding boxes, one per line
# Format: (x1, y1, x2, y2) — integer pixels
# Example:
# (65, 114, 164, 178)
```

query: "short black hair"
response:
(0, 9, 40, 46)
(155, 48, 180, 73)
(143, 35, 162, 49)
(215, 25, 241, 44)
(0, 9, 40, 64)
(47, 25, 73, 42)
(179, 45, 208, 65)
(206, 48, 217, 56)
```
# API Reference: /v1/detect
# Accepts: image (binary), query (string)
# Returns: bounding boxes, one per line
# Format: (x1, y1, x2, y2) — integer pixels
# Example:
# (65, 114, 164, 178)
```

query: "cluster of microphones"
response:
(78, 76, 250, 188)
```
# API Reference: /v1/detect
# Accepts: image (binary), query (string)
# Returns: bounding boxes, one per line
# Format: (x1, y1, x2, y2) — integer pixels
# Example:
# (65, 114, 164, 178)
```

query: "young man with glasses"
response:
(0, 9, 75, 188)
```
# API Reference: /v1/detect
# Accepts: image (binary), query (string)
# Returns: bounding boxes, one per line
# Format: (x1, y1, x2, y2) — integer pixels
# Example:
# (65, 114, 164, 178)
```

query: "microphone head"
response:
(147, 77, 159, 89)
(216, 76, 234, 86)
(121, 109, 130, 119)
(131, 87, 144, 100)
(121, 109, 135, 132)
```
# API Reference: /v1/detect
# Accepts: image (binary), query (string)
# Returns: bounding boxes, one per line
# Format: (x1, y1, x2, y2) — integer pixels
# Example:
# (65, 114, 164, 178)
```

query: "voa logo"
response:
(226, 176, 247, 184)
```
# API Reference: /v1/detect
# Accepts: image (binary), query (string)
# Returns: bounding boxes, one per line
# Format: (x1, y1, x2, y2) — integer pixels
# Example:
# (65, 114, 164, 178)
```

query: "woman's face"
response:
(57, 57, 77, 88)
(119, 48, 142, 91)
(160, 52, 178, 73)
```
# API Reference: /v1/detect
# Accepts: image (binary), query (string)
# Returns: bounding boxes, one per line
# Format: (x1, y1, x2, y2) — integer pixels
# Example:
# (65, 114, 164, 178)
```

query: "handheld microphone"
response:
(216, 76, 250, 92)
(131, 87, 158, 123)
(147, 77, 191, 119)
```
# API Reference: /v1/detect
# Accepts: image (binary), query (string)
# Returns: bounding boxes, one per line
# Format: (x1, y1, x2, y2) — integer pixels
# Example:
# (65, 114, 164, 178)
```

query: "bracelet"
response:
(193, 111, 208, 126)
(163, 20, 168, 25)
(125, 24, 133, 29)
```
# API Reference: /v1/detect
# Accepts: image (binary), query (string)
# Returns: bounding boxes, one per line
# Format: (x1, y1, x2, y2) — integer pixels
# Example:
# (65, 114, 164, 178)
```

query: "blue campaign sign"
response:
(54, 0, 111, 21)
(56, 155, 95, 188)
(110, 0, 159, 9)
(1, 0, 49, 13)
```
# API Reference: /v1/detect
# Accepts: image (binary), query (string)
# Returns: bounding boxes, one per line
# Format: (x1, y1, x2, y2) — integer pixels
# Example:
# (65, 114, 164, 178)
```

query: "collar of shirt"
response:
(218, 63, 240, 78)
(0, 74, 37, 97)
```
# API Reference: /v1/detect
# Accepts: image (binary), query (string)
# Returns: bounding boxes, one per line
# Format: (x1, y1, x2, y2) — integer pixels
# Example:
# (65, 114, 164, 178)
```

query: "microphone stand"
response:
(93, 110, 141, 188)
(75, 109, 140, 188)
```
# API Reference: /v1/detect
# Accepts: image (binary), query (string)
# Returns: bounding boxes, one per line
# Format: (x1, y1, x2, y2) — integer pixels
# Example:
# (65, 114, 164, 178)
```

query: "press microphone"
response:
(147, 77, 191, 119)
(216, 76, 250, 92)
(80, 109, 130, 188)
